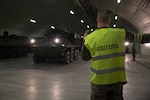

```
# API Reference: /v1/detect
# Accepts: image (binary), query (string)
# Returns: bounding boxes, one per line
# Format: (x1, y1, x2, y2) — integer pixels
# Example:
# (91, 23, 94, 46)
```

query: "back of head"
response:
(97, 9, 112, 23)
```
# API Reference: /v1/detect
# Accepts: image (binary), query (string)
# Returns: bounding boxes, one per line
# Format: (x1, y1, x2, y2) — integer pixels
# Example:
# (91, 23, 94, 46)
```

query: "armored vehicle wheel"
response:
(33, 55, 42, 63)
(70, 51, 74, 62)
(0, 48, 8, 59)
(16, 48, 25, 57)
(8, 48, 16, 58)
(63, 51, 71, 64)
(76, 49, 80, 59)
(74, 49, 79, 60)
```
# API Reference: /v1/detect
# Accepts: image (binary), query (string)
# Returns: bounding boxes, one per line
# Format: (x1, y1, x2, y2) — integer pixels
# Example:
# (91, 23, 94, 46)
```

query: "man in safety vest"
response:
(81, 9, 150, 100)
(131, 33, 143, 61)
(131, 43, 136, 61)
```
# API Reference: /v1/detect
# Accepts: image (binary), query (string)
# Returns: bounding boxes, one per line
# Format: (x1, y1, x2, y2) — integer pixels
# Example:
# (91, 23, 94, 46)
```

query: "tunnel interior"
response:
(0, 0, 150, 54)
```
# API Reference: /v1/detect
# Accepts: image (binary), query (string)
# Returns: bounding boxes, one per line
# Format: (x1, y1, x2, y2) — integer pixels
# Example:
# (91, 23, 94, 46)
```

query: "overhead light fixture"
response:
(70, 10, 74, 15)
(30, 19, 36, 23)
(115, 16, 118, 20)
(51, 26, 55, 29)
(91, 29, 94, 32)
(80, 20, 84, 23)
(87, 25, 90, 28)
(113, 24, 116, 27)
(81, 36, 83, 38)
(117, 0, 121, 4)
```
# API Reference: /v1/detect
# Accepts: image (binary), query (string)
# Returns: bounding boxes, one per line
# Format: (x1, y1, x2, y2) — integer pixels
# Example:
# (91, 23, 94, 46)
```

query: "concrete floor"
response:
(0, 54, 150, 100)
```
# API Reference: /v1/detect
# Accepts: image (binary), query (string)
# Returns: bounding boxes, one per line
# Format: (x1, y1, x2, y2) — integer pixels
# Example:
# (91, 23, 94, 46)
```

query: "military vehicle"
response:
(30, 29, 81, 64)
(0, 31, 30, 59)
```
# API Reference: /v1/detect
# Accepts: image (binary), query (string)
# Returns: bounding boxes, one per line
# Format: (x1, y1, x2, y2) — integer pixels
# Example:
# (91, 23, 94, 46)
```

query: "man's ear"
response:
(96, 18, 99, 23)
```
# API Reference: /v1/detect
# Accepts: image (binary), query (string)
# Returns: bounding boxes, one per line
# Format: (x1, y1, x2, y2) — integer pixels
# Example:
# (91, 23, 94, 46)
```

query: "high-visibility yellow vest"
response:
(84, 28, 127, 85)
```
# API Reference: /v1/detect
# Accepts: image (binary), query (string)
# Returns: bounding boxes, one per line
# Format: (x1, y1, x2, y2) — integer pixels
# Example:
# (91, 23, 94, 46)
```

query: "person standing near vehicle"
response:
(81, 8, 150, 100)
(131, 43, 136, 61)
(81, 9, 127, 100)
(131, 33, 143, 61)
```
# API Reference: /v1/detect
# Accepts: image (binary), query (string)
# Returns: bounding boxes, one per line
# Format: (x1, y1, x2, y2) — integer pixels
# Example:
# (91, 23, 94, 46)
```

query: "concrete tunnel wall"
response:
(116, 0, 150, 55)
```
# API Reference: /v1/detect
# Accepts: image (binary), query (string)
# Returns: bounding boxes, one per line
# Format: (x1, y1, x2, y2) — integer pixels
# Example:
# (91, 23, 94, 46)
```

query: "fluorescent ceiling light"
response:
(51, 26, 55, 29)
(87, 25, 90, 28)
(80, 20, 84, 23)
(30, 19, 36, 23)
(117, 0, 121, 4)
(81, 36, 83, 38)
(70, 10, 74, 15)
(115, 16, 118, 20)
(113, 24, 116, 27)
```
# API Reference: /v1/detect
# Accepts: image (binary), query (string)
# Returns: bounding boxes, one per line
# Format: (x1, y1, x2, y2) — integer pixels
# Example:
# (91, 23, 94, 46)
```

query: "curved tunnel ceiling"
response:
(0, 0, 150, 37)
(0, 0, 93, 36)
(92, 0, 150, 33)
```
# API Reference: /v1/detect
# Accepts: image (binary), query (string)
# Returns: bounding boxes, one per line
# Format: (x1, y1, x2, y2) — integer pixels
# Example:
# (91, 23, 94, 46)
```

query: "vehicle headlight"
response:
(61, 43, 65, 47)
(30, 39, 35, 44)
(54, 38, 60, 43)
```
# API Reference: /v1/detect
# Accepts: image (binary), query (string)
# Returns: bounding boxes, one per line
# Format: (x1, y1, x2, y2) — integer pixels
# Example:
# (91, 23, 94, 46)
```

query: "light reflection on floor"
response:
(0, 54, 150, 100)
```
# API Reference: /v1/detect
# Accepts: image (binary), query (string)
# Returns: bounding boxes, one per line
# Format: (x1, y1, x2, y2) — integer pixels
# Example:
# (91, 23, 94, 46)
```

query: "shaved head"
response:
(97, 9, 112, 24)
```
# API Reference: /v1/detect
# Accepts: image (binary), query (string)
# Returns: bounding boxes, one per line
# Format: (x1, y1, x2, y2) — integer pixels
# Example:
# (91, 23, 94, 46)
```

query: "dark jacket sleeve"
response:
(81, 42, 91, 61)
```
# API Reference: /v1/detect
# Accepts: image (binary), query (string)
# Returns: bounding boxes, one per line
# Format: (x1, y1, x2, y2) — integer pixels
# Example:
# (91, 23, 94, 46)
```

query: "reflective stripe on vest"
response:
(84, 28, 126, 84)
(91, 67, 125, 74)
(92, 52, 125, 61)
